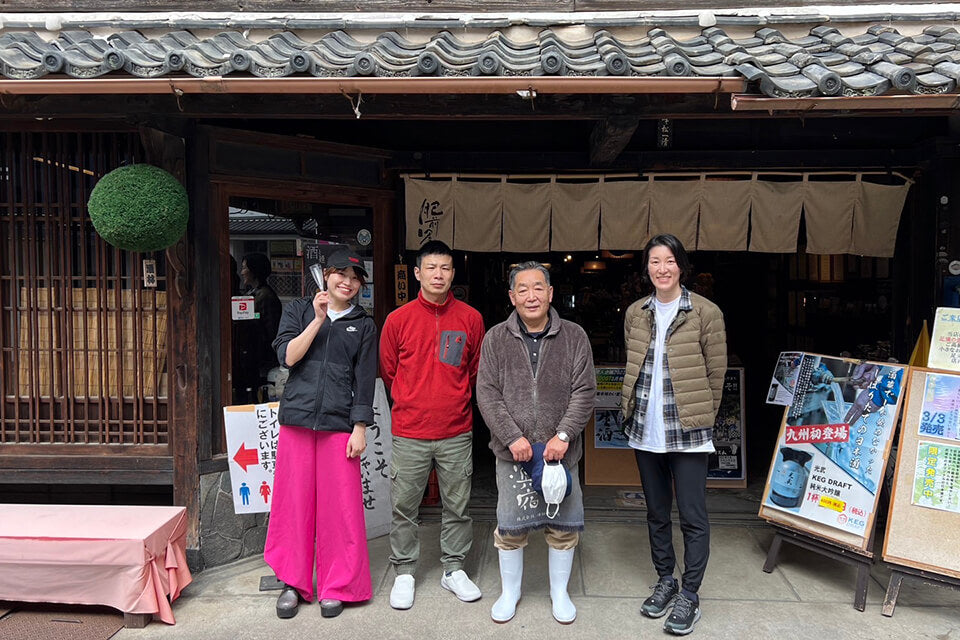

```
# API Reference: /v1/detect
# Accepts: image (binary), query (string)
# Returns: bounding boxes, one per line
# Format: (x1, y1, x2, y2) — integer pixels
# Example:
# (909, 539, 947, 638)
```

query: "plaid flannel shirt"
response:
(624, 287, 714, 451)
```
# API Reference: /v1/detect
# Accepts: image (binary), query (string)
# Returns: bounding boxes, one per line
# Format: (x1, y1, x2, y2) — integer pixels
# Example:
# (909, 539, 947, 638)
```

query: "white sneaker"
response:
(440, 569, 482, 602)
(390, 574, 416, 610)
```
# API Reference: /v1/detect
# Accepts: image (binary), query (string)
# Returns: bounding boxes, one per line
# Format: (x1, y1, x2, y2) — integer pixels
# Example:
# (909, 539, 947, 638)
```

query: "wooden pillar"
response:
(373, 194, 396, 330)
(191, 127, 220, 463)
(142, 125, 202, 559)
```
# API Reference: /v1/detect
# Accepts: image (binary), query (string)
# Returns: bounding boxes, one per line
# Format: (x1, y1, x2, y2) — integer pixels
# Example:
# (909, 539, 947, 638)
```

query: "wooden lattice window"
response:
(0, 131, 170, 445)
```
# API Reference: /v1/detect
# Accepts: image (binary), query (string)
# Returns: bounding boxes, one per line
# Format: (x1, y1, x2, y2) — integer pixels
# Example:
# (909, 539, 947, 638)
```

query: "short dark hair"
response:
(242, 253, 272, 282)
(642, 234, 692, 286)
(416, 240, 453, 268)
(509, 261, 551, 289)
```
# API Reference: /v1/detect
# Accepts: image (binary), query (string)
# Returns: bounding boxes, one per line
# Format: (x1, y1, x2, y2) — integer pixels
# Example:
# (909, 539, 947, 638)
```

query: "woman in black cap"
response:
(264, 249, 377, 620)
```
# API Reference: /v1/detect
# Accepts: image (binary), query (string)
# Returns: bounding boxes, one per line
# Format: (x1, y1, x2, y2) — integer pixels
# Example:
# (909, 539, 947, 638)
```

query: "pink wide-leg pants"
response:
(263, 425, 372, 602)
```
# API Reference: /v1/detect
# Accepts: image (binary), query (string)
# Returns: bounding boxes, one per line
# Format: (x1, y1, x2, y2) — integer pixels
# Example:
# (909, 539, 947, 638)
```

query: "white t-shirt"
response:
(327, 305, 355, 322)
(630, 296, 715, 454)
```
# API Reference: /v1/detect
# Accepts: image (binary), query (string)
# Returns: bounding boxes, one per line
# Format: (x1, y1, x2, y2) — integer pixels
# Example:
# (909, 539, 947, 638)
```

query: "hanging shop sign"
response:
(395, 264, 410, 306)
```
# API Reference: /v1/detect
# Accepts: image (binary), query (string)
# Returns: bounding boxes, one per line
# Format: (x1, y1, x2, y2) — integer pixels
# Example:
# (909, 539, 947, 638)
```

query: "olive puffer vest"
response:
(620, 290, 726, 430)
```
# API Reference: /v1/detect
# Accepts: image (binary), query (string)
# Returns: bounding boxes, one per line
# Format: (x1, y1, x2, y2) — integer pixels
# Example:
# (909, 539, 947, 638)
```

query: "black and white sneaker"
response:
(641, 576, 678, 618)
(663, 593, 701, 635)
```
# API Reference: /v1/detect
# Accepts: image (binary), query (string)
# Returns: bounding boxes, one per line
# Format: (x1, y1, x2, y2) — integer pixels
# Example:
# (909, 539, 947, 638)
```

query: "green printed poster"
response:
(912, 440, 960, 514)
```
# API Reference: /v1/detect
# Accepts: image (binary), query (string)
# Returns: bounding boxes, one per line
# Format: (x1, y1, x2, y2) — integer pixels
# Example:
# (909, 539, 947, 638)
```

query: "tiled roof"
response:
(229, 216, 316, 235)
(2, 24, 960, 98)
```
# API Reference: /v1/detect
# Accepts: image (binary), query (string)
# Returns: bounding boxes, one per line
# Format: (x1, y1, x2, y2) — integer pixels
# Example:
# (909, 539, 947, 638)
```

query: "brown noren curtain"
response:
(600, 180, 650, 250)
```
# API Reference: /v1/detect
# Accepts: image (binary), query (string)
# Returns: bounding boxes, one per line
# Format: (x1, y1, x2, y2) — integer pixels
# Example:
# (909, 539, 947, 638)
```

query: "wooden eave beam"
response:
(731, 93, 960, 112)
(0, 76, 744, 96)
(0, 453, 174, 485)
(589, 116, 640, 166)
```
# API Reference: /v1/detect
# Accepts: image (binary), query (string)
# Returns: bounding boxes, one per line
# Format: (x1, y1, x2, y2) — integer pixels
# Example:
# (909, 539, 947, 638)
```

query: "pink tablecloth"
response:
(0, 504, 193, 624)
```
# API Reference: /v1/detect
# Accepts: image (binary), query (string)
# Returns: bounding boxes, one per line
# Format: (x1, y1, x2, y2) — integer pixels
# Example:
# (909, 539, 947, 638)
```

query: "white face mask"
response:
(541, 462, 569, 519)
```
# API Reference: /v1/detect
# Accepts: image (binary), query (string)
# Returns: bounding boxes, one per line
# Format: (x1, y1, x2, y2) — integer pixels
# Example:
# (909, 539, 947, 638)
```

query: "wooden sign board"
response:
(758, 353, 908, 554)
(584, 415, 642, 486)
(584, 367, 747, 488)
(883, 367, 960, 580)
(394, 264, 410, 306)
(585, 365, 640, 486)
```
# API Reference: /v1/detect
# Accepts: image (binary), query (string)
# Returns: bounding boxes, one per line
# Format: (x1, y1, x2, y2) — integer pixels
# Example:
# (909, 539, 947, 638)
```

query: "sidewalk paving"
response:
(116, 521, 960, 640)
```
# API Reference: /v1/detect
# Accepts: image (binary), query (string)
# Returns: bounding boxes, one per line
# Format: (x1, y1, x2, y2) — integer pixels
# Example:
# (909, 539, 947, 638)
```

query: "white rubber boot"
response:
(491, 548, 523, 623)
(548, 547, 576, 624)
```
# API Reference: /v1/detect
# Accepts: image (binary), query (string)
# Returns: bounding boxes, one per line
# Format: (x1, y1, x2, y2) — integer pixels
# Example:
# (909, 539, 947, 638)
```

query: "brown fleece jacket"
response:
(476, 307, 596, 466)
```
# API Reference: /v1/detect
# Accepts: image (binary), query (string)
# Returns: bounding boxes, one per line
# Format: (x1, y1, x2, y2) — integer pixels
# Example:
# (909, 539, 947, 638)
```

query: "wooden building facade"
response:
(2, 3, 959, 565)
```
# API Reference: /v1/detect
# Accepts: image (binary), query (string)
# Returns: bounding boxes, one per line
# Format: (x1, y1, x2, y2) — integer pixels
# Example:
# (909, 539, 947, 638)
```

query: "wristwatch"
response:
(556, 432, 570, 443)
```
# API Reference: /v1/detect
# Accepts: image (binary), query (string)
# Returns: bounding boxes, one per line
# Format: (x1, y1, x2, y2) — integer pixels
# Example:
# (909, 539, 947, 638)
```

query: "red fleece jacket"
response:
(380, 291, 485, 439)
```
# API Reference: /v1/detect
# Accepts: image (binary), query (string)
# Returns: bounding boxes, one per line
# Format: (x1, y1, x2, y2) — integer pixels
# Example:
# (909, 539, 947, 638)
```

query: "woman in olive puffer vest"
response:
(620, 234, 726, 636)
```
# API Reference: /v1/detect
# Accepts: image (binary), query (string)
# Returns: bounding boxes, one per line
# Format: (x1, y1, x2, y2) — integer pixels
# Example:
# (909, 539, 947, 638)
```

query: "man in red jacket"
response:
(380, 240, 486, 610)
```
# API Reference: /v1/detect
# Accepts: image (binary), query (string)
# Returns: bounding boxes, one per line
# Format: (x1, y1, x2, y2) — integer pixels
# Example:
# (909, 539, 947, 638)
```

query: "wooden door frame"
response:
(208, 175, 395, 457)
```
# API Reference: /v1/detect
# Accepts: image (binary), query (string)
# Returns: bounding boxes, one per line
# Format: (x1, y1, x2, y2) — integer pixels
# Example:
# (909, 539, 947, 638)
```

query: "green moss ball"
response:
(88, 164, 189, 252)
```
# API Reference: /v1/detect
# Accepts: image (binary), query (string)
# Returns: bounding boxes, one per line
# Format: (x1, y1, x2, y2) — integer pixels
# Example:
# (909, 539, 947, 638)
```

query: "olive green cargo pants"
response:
(389, 432, 473, 575)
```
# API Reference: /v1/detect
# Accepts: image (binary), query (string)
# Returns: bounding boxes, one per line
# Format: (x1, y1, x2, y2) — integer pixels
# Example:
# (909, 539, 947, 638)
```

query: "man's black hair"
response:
(641, 234, 692, 286)
(416, 240, 454, 268)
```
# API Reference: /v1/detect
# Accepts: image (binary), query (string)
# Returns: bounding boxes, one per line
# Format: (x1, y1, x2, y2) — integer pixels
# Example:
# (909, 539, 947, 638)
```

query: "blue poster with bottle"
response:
(763, 354, 907, 536)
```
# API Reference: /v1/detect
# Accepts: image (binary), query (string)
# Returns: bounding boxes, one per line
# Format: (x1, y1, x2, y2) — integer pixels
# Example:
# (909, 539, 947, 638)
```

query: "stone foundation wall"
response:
(199, 471, 269, 569)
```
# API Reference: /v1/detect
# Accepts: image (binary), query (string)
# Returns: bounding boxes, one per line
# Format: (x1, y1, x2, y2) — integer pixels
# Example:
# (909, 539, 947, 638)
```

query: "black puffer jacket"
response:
(273, 298, 377, 432)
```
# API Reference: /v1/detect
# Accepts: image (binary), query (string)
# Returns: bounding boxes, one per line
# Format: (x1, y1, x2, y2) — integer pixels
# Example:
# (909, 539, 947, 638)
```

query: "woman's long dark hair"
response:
(641, 233, 692, 287)
(242, 252, 272, 283)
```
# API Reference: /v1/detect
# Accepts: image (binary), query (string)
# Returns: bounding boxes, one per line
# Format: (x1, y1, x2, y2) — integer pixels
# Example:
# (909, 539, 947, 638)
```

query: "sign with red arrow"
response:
(233, 442, 259, 472)
(224, 402, 280, 515)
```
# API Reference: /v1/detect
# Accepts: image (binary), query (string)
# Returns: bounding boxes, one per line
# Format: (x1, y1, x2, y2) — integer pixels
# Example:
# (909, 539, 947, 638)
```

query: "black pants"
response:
(634, 450, 710, 593)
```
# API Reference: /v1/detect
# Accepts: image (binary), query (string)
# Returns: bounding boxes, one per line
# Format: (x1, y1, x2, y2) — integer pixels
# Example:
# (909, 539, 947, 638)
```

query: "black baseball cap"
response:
(326, 249, 368, 277)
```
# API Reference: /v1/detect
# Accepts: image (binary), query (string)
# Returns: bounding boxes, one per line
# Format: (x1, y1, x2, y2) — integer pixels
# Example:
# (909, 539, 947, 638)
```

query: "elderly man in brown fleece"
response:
(476, 261, 595, 626)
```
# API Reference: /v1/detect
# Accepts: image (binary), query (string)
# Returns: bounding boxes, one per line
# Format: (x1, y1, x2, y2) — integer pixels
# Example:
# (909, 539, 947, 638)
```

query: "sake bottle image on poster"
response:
(764, 355, 906, 535)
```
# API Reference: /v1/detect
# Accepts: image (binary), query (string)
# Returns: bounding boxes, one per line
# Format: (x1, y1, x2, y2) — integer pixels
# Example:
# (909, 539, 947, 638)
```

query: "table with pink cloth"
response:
(0, 504, 193, 624)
